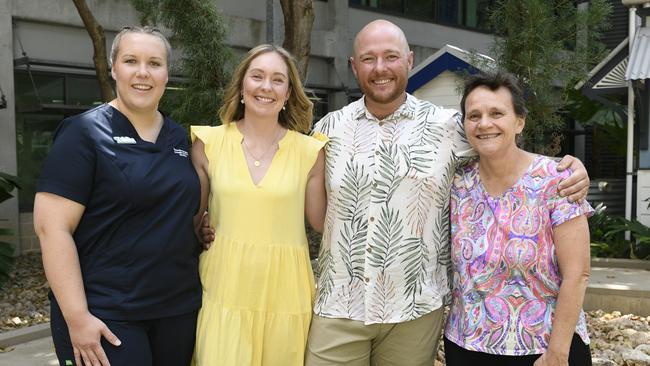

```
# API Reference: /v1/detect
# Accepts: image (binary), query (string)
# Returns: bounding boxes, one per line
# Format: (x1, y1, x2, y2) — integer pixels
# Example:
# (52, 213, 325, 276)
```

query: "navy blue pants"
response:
(51, 303, 197, 366)
(444, 334, 592, 366)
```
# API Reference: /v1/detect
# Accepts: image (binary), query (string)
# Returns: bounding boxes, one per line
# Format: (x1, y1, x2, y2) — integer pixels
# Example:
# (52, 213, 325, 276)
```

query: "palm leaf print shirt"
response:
(312, 94, 473, 324)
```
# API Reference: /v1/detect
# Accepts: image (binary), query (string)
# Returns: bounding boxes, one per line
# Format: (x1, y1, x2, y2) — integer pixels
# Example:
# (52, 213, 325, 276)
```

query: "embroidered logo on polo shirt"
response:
(113, 136, 137, 144)
(173, 148, 189, 158)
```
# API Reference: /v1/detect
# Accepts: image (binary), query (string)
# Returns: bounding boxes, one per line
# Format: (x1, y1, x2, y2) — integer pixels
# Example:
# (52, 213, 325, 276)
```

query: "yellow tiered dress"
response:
(191, 123, 327, 366)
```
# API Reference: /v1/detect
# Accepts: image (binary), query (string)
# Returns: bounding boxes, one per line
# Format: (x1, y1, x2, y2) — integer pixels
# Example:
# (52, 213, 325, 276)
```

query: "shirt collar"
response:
(352, 93, 417, 122)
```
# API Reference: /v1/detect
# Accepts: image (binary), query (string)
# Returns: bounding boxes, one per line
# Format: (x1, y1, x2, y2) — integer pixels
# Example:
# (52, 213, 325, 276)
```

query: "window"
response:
(14, 70, 104, 211)
(406, 0, 435, 19)
(350, 0, 494, 31)
(307, 90, 330, 125)
(464, 0, 492, 29)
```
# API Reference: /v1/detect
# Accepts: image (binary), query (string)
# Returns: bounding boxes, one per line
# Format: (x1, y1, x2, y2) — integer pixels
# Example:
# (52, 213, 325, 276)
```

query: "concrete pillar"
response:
(0, 0, 20, 254)
(265, 0, 284, 46)
(273, 0, 283, 46)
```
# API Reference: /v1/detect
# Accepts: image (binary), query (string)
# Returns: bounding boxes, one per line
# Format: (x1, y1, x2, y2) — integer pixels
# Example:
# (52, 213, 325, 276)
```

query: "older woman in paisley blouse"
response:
(444, 71, 594, 366)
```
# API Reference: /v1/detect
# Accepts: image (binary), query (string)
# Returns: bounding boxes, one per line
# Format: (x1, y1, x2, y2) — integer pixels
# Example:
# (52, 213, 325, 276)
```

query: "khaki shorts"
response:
(305, 307, 445, 366)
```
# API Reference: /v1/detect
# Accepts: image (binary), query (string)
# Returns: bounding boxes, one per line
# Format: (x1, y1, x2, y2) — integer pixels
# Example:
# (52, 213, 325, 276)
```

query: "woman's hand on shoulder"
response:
(191, 137, 213, 249)
(556, 155, 590, 203)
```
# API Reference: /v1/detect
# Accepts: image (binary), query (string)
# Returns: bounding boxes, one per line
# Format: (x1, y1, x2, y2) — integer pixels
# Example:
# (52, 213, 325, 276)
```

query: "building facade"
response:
(0, 0, 495, 254)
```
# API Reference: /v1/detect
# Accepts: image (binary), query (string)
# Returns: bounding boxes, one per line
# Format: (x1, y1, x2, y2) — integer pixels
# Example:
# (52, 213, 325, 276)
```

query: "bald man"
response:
(306, 20, 589, 366)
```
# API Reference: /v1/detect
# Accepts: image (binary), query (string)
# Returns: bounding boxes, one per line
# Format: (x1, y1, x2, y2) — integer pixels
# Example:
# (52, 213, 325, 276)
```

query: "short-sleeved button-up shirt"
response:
(312, 94, 473, 324)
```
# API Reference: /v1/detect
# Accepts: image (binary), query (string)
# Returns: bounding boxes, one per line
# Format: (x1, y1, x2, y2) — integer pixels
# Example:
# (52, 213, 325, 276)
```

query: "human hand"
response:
(198, 212, 215, 250)
(533, 350, 568, 366)
(67, 312, 120, 366)
(556, 155, 590, 203)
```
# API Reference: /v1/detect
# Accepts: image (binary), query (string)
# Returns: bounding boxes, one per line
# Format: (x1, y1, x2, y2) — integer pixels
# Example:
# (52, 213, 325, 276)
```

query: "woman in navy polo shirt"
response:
(34, 26, 201, 366)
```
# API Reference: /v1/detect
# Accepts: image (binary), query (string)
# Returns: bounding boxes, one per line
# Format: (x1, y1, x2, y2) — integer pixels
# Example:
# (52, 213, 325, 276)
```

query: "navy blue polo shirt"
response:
(37, 104, 201, 321)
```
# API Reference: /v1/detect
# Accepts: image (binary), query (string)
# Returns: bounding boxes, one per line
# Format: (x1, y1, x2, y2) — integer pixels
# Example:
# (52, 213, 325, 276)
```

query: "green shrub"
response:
(0, 172, 21, 289)
(589, 203, 650, 259)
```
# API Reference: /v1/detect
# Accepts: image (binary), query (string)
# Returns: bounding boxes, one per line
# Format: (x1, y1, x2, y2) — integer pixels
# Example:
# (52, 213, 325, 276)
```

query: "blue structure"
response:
(407, 45, 492, 94)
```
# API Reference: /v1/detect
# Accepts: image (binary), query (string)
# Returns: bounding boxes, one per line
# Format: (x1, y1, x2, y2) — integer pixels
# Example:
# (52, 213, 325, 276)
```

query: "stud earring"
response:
(240, 97, 244, 105)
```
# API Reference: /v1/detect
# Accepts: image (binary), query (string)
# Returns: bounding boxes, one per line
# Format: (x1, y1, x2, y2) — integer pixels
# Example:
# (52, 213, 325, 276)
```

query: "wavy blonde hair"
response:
(218, 44, 313, 134)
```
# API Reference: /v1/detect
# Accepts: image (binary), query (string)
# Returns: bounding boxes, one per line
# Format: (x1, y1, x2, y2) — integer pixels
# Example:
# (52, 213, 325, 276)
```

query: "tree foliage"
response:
(488, 0, 611, 155)
(130, 0, 234, 126)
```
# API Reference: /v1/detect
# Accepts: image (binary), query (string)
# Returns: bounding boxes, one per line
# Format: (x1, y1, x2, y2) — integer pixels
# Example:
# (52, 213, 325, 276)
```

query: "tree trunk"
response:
(72, 0, 114, 102)
(280, 0, 315, 83)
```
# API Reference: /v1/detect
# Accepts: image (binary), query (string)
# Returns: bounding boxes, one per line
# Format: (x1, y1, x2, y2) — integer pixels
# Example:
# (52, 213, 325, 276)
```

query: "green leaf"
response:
(0, 242, 16, 289)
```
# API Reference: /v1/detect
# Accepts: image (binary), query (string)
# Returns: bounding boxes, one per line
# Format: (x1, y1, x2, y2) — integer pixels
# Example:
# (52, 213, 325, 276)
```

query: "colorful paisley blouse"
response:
(445, 155, 593, 355)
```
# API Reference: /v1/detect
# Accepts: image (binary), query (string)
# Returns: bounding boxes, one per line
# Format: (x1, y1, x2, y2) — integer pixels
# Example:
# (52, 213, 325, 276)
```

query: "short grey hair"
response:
(109, 26, 172, 68)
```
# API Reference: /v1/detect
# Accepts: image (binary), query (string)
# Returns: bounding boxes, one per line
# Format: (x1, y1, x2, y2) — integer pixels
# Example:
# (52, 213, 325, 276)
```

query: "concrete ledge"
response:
(0, 323, 50, 348)
(587, 286, 650, 299)
(584, 266, 650, 316)
(584, 292, 650, 317)
(591, 258, 650, 270)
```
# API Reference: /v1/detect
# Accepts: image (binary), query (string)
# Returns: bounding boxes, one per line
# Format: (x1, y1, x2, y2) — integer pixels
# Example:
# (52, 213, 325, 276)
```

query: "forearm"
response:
(305, 183, 326, 233)
(40, 230, 88, 322)
(547, 271, 590, 357)
(34, 193, 118, 362)
(193, 167, 210, 229)
(191, 139, 210, 230)
(305, 151, 327, 233)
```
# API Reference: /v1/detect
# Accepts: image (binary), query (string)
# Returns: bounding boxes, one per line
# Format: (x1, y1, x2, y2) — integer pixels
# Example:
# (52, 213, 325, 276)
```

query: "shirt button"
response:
(374, 150, 379, 156)
(378, 121, 385, 127)
(372, 182, 378, 188)
(369, 216, 375, 222)
(367, 247, 372, 253)
(364, 277, 370, 283)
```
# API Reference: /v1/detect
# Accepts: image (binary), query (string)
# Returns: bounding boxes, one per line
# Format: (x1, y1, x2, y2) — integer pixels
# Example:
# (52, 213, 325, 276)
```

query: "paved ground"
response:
(590, 266, 650, 292)
(0, 337, 57, 365)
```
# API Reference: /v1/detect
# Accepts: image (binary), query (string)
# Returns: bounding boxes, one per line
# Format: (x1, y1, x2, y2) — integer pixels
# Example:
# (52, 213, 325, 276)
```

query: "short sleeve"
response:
(301, 132, 328, 175)
(311, 109, 343, 137)
(547, 170, 595, 227)
(190, 125, 214, 145)
(37, 119, 95, 205)
(191, 125, 225, 161)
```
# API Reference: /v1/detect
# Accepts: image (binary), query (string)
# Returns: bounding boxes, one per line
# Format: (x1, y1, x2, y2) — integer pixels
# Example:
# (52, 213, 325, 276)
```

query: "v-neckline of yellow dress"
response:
(231, 123, 291, 188)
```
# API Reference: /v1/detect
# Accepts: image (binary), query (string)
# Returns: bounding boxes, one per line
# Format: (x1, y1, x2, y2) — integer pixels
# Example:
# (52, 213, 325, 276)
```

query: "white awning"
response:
(626, 27, 650, 80)
(575, 38, 628, 90)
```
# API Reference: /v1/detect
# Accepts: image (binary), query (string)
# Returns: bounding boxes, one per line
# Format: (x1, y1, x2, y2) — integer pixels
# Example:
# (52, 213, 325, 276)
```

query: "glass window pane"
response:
(406, 0, 434, 20)
(379, 0, 403, 12)
(436, 0, 461, 25)
(14, 72, 64, 111)
(310, 92, 329, 124)
(350, 0, 378, 6)
(465, 0, 493, 30)
(15, 112, 62, 211)
(66, 76, 104, 107)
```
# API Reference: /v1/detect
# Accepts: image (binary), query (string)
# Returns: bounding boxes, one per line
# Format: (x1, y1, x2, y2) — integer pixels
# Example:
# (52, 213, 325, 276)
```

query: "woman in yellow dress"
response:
(190, 44, 327, 366)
